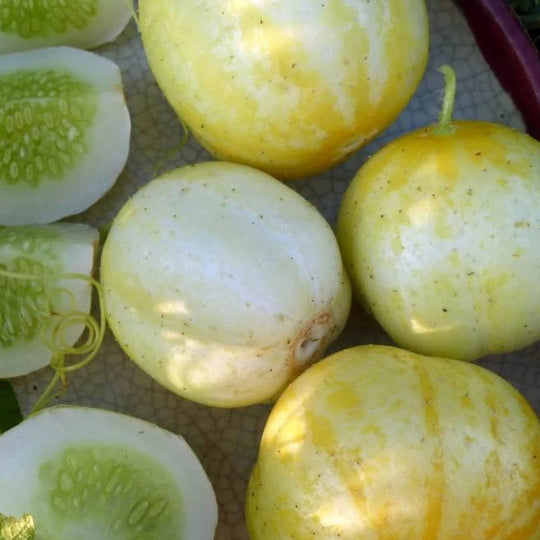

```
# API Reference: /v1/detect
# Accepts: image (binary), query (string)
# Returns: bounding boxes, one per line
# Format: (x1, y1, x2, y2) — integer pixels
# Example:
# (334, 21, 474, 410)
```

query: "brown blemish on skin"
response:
(288, 312, 335, 375)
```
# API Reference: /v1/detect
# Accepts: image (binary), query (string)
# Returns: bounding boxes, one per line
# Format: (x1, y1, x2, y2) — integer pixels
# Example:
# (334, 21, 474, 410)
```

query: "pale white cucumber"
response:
(0, 46, 131, 226)
(0, 223, 99, 378)
(0, 0, 132, 54)
(101, 161, 351, 407)
(0, 405, 218, 540)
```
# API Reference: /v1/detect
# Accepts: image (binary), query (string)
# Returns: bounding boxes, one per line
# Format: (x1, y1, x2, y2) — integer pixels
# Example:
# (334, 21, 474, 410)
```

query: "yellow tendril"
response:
(0, 268, 106, 415)
(121, 0, 191, 179)
(124, 0, 140, 30)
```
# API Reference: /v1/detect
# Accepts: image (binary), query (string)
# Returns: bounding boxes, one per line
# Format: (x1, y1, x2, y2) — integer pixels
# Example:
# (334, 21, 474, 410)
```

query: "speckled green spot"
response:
(0, 0, 98, 38)
(0, 69, 97, 187)
(37, 445, 184, 539)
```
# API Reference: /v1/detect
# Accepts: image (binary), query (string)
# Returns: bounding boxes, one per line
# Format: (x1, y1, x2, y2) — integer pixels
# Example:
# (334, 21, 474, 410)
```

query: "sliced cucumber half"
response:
(0, 405, 218, 540)
(0, 223, 99, 378)
(0, 0, 132, 54)
(0, 46, 131, 226)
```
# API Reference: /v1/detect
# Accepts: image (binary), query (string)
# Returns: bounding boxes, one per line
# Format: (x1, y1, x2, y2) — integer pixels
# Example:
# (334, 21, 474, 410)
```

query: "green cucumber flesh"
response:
(0, 406, 218, 540)
(0, 0, 132, 54)
(0, 223, 98, 378)
(0, 46, 131, 226)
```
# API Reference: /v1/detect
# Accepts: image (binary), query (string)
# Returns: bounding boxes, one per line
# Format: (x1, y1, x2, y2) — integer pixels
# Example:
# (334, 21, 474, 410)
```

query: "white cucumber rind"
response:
(0, 0, 132, 54)
(0, 405, 218, 540)
(0, 46, 131, 226)
(0, 223, 99, 378)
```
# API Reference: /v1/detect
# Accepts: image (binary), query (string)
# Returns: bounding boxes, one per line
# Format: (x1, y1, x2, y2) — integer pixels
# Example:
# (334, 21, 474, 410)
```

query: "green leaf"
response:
(0, 381, 23, 434)
(508, 0, 540, 13)
(507, 0, 540, 30)
(0, 513, 35, 540)
(518, 12, 540, 29)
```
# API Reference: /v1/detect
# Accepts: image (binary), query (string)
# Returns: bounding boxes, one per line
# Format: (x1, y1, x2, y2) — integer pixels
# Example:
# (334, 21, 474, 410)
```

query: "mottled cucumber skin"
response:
(246, 345, 540, 540)
(0, 68, 96, 187)
(0, 406, 218, 540)
(0, 0, 132, 53)
(0, 223, 98, 378)
(139, 0, 429, 179)
(337, 120, 540, 361)
(35, 445, 184, 539)
(0, 47, 131, 226)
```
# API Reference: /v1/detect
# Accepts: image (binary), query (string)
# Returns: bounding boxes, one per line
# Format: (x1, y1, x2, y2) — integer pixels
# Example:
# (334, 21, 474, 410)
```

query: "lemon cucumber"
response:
(139, 0, 429, 179)
(101, 162, 351, 407)
(246, 345, 540, 540)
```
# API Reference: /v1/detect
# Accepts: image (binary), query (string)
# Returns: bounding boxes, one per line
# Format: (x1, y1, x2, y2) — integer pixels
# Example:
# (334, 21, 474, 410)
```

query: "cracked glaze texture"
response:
(12, 1, 539, 539)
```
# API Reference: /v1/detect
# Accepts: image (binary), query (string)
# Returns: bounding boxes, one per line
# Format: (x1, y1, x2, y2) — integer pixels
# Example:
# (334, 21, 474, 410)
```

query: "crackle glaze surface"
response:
(11, 1, 539, 539)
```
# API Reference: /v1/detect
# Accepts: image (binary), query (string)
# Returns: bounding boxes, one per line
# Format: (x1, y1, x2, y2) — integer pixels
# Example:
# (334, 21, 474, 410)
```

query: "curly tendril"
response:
(0, 268, 105, 415)
(121, 0, 191, 177)
(124, 0, 140, 30)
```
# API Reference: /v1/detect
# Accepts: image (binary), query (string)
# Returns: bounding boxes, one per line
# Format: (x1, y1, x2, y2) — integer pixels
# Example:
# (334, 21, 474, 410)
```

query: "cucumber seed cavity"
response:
(0, 0, 132, 53)
(0, 47, 131, 225)
(0, 256, 51, 347)
(37, 445, 184, 539)
(0, 69, 96, 186)
(0, 0, 97, 38)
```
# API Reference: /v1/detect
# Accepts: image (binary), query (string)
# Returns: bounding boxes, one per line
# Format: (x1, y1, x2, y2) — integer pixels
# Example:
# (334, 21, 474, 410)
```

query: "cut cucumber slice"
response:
(0, 46, 131, 226)
(0, 223, 99, 378)
(0, 0, 132, 54)
(0, 406, 218, 540)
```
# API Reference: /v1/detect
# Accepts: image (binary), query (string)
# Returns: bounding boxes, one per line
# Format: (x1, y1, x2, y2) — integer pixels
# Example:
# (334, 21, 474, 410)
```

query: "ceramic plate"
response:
(11, 1, 539, 538)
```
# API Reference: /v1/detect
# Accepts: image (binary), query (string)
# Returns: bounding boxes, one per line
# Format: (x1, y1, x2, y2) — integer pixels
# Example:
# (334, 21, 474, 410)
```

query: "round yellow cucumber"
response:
(139, 0, 429, 179)
(246, 345, 540, 540)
